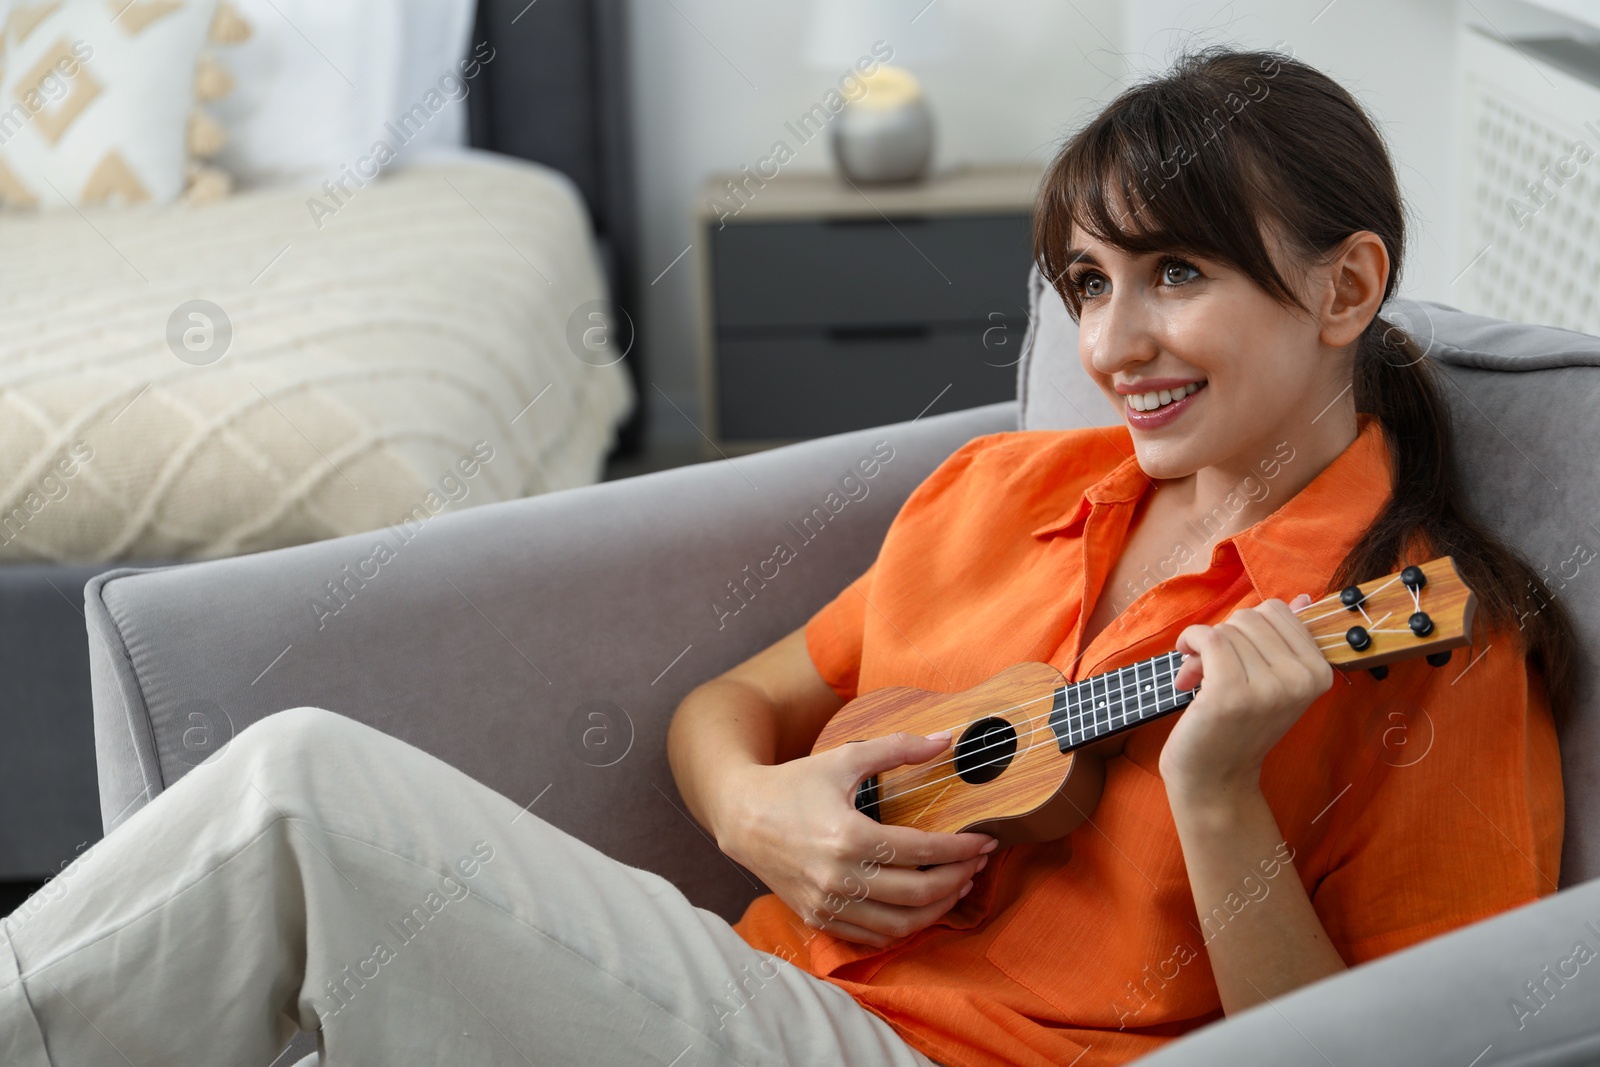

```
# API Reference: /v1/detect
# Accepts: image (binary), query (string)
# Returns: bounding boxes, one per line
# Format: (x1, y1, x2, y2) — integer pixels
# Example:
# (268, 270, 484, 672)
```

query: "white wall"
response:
(1121, 0, 1463, 298)
(627, 0, 1493, 444)
(627, 0, 1124, 443)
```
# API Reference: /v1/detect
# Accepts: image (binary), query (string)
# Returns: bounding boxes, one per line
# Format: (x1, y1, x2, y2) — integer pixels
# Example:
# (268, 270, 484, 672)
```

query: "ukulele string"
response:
(1297, 573, 1404, 626)
(874, 661, 1190, 808)
(1314, 611, 1393, 649)
(895, 587, 1350, 781)
(874, 709, 1101, 809)
(867, 580, 1426, 810)
(868, 590, 1357, 799)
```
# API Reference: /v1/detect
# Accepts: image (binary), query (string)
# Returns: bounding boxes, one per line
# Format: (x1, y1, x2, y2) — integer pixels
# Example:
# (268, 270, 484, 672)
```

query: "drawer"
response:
(710, 215, 1034, 330)
(715, 328, 1019, 439)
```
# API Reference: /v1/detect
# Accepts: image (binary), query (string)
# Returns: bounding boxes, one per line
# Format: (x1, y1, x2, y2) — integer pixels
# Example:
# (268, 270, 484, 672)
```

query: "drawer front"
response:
(716, 330, 1018, 440)
(711, 215, 1034, 330)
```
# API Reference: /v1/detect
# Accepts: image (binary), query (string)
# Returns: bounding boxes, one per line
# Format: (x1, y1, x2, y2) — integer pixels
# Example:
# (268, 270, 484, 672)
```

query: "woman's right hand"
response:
(712, 730, 999, 949)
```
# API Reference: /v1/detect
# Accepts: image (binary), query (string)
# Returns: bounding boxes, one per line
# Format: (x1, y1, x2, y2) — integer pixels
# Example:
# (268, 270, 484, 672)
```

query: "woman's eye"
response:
(1162, 260, 1200, 286)
(1071, 271, 1107, 298)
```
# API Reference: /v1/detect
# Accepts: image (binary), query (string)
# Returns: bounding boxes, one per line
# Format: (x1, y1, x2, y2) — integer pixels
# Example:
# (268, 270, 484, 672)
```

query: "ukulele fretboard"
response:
(1047, 651, 1196, 752)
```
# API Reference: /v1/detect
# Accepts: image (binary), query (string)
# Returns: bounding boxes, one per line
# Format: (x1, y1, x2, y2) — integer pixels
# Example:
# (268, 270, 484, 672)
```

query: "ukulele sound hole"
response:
(954, 717, 1018, 785)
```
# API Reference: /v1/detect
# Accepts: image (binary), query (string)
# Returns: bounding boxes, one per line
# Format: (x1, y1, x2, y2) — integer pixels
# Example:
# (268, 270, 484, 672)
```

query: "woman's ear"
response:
(1320, 231, 1390, 348)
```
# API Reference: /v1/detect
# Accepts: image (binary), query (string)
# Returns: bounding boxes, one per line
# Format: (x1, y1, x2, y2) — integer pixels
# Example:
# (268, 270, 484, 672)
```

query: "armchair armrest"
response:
(87, 401, 1017, 920)
(1138, 877, 1600, 1065)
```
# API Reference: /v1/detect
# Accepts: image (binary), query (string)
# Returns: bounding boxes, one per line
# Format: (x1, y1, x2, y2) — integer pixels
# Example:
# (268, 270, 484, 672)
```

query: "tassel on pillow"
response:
(183, 160, 233, 203)
(194, 54, 235, 102)
(209, 2, 253, 45)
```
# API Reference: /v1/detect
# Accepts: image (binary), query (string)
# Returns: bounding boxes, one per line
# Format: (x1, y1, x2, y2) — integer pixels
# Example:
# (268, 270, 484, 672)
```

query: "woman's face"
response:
(1066, 221, 1349, 482)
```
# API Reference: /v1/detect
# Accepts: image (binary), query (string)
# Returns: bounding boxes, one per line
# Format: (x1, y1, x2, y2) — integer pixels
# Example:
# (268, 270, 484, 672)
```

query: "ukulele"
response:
(811, 556, 1477, 849)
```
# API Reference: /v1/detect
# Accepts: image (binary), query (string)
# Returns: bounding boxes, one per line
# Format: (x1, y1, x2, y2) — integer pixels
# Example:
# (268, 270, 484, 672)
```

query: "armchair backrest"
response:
(1016, 265, 1600, 887)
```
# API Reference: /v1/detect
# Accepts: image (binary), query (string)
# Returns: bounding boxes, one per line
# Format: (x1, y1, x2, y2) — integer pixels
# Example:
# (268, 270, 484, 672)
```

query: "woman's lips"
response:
(1125, 381, 1206, 429)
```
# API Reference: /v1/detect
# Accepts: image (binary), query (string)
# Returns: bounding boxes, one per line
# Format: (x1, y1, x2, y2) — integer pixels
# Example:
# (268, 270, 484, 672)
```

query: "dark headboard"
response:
(467, 0, 643, 455)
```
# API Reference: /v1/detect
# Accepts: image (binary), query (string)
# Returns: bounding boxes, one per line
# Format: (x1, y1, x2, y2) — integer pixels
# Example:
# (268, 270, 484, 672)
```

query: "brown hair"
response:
(1033, 45, 1576, 724)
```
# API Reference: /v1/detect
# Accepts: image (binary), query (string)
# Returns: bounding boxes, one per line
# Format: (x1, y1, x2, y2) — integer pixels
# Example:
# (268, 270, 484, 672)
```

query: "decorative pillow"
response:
(0, 0, 249, 208)
(211, 0, 475, 188)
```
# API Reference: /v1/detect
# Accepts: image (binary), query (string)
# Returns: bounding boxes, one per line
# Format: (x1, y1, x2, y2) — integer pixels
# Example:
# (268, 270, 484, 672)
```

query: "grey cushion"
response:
(1020, 267, 1600, 887)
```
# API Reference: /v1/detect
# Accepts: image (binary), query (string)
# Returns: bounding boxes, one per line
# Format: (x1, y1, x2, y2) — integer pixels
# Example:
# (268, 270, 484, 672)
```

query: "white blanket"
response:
(0, 158, 634, 562)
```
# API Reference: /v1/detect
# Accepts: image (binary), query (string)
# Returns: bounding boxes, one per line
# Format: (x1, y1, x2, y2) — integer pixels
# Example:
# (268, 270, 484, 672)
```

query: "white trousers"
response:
(0, 708, 943, 1066)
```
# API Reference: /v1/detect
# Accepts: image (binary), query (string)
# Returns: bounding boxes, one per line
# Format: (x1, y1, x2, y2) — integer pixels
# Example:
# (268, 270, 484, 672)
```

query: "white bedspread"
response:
(0, 158, 634, 562)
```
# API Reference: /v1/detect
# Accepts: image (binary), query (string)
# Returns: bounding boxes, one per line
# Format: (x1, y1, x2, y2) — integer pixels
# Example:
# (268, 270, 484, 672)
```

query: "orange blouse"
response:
(732, 416, 1563, 1067)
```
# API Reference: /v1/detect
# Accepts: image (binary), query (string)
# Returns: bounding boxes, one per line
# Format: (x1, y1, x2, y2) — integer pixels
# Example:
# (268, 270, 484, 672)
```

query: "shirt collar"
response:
(1031, 415, 1394, 600)
(1028, 425, 1146, 540)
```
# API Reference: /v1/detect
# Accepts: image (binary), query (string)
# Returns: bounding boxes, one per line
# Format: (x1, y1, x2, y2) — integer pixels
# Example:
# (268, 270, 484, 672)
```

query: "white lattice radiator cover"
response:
(1458, 27, 1600, 336)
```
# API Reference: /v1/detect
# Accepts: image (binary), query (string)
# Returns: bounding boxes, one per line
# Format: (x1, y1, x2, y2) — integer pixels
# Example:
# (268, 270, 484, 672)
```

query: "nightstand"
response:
(695, 163, 1044, 454)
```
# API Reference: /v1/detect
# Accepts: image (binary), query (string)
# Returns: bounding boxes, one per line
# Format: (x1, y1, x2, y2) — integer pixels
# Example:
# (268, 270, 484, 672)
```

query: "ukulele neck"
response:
(1047, 651, 1195, 752)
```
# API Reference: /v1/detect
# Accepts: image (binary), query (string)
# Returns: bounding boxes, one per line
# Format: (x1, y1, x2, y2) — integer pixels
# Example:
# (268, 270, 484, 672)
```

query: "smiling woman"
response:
(1033, 45, 1577, 715)
(700, 44, 1581, 1067)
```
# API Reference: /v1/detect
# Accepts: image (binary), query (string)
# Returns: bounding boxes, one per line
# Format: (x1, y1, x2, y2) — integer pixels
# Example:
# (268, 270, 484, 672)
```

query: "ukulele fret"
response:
(1135, 658, 1155, 720)
(1096, 672, 1111, 735)
(1113, 665, 1131, 729)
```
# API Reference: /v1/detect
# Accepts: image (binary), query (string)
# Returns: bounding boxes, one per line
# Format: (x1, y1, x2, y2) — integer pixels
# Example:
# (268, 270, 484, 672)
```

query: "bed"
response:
(0, 0, 640, 883)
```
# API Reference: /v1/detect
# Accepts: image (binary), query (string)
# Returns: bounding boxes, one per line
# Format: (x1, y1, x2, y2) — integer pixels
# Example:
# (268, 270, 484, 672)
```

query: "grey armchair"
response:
(88, 273, 1600, 1064)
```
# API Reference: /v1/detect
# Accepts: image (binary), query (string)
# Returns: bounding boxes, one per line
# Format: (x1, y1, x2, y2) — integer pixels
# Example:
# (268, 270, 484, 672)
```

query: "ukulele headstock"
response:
(1300, 556, 1476, 671)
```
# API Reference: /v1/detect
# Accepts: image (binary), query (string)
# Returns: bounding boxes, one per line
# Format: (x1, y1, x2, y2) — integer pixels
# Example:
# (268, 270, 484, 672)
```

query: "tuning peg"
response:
(1345, 625, 1371, 651)
(1426, 650, 1452, 668)
(1340, 585, 1365, 611)
(1408, 612, 1434, 637)
(1368, 665, 1389, 681)
(1401, 566, 1427, 590)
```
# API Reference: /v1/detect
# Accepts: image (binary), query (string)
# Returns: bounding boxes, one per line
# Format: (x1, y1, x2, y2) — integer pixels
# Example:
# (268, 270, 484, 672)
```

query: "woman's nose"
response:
(1084, 293, 1159, 377)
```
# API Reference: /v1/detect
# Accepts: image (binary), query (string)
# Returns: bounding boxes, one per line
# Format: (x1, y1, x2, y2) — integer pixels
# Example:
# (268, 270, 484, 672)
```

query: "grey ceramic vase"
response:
(832, 95, 935, 183)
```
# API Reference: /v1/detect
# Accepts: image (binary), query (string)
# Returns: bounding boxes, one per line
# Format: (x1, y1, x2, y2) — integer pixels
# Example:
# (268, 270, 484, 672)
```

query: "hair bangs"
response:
(1036, 59, 1305, 321)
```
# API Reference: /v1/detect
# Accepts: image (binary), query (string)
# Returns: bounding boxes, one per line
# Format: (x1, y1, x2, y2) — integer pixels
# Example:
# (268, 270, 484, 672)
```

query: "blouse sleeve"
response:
(1310, 634, 1565, 965)
(804, 561, 876, 705)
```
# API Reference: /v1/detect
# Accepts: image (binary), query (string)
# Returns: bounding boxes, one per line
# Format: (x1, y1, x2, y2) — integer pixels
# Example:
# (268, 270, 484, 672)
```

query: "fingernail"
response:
(925, 730, 952, 742)
(976, 855, 988, 872)
(959, 880, 973, 898)
(980, 838, 998, 853)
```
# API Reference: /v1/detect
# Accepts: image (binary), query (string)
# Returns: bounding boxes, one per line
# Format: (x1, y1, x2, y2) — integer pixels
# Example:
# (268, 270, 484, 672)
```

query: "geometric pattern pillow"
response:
(0, 0, 249, 209)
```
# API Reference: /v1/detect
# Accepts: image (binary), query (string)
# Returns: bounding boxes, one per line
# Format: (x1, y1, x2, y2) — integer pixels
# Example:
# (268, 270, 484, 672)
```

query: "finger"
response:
(803, 916, 899, 948)
(872, 823, 998, 868)
(1187, 623, 1248, 693)
(859, 854, 987, 907)
(1259, 598, 1336, 690)
(1231, 605, 1300, 665)
(1174, 625, 1211, 689)
(1258, 597, 1326, 660)
(826, 885, 969, 944)
(1174, 652, 1204, 691)
(1290, 592, 1314, 611)
(830, 730, 958, 789)
(1220, 614, 1278, 687)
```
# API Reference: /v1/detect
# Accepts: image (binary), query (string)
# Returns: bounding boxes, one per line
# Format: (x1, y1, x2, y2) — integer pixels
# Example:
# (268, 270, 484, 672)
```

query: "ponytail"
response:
(1335, 318, 1577, 725)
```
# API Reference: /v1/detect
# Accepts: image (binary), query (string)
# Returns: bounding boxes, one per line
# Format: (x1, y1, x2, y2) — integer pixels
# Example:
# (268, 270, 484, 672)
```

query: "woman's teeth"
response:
(1127, 382, 1202, 412)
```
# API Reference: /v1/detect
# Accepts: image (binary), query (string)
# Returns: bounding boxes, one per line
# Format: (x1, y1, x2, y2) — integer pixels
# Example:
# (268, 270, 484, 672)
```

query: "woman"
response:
(1, 46, 1572, 1067)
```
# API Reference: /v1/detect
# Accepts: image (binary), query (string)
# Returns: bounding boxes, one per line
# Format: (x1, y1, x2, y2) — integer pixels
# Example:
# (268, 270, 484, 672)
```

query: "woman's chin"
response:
(1130, 442, 1207, 482)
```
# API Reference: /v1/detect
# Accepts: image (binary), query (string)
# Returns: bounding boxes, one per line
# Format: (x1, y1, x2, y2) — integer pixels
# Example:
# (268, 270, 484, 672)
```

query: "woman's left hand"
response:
(1159, 594, 1334, 796)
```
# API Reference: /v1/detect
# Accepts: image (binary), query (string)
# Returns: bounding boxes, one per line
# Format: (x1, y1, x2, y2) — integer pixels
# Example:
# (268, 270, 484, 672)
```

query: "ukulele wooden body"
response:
(811, 662, 1115, 849)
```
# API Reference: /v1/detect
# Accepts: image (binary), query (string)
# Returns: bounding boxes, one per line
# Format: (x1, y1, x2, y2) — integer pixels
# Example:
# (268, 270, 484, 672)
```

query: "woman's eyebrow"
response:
(1060, 249, 1101, 267)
